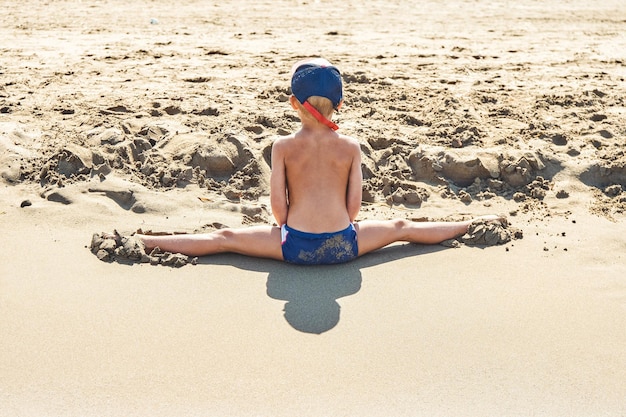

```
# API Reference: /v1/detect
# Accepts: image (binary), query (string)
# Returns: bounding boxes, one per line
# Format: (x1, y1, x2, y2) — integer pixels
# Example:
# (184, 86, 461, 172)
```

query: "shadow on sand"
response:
(199, 243, 448, 334)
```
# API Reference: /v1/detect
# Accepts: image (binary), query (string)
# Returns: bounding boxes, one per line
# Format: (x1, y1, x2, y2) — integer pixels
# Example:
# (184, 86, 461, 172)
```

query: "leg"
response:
(354, 215, 502, 256)
(137, 225, 284, 261)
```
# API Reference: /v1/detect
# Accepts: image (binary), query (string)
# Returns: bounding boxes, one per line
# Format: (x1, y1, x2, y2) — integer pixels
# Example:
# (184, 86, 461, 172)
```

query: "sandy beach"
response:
(1, 0, 626, 415)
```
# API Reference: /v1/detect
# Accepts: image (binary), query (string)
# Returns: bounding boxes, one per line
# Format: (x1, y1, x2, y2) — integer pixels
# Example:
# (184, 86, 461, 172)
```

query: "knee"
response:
(392, 218, 410, 230)
(391, 218, 411, 240)
(213, 228, 234, 251)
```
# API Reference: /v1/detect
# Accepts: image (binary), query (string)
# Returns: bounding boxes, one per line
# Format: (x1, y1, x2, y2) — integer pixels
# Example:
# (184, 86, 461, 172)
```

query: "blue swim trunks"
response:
(281, 224, 359, 265)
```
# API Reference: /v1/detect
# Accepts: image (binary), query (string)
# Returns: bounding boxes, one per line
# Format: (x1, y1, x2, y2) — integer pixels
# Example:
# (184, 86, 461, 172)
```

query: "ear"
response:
(289, 95, 300, 110)
(336, 99, 344, 111)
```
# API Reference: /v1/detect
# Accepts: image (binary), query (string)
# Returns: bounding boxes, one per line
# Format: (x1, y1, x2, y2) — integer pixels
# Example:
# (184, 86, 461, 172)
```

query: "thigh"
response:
(353, 219, 404, 256)
(221, 225, 284, 261)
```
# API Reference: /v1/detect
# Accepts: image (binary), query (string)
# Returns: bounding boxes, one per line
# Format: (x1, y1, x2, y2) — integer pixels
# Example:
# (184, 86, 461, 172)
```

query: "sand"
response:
(1, 0, 626, 415)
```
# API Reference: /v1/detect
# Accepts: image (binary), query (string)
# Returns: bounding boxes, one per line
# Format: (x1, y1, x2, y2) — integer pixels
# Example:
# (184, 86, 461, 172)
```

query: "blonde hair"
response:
(296, 95, 335, 119)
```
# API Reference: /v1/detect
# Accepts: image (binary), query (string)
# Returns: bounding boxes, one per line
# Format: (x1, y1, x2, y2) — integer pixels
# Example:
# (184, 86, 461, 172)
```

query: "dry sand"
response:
(1, 0, 626, 416)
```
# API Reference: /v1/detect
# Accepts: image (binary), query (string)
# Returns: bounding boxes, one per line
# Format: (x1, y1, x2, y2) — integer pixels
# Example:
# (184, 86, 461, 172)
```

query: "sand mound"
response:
(90, 231, 197, 267)
(438, 218, 522, 248)
(3, 49, 624, 221)
(461, 219, 522, 246)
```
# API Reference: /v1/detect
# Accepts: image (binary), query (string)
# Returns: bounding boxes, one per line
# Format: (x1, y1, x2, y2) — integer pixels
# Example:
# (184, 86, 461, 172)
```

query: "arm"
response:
(270, 139, 289, 226)
(346, 141, 363, 223)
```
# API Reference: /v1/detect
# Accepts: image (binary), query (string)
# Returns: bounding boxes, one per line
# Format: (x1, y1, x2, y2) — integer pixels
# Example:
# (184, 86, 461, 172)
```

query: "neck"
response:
(302, 102, 338, 131)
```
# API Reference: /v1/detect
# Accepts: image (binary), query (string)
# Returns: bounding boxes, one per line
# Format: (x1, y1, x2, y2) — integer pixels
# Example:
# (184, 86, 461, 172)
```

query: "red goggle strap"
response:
(303, 101, 339, 131)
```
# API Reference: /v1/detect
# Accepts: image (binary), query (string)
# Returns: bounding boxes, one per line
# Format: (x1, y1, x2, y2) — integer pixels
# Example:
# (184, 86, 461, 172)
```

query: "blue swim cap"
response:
(291, 60, 343, 110)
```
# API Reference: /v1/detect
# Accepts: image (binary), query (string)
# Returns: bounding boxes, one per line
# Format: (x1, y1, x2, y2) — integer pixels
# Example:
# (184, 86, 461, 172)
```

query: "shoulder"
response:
(337, 133, 359, 145)
(272, 134, 294, 152)
(337, 134, 362, 154)
(271, 135, 299, 166)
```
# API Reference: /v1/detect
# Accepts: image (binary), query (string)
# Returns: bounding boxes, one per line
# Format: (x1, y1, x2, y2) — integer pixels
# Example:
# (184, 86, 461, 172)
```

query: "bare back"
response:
(270, 126, 362, 233)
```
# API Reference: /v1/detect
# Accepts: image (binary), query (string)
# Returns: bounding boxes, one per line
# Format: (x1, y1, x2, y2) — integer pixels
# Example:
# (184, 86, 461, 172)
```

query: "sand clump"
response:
(438, 218, 522, 248)
(90, 231, 197, 267)
(461, 219, 523, 246)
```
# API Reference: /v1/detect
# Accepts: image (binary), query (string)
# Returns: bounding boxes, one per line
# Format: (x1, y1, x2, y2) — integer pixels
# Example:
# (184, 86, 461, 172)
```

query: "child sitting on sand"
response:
(135, 58, 501, 265)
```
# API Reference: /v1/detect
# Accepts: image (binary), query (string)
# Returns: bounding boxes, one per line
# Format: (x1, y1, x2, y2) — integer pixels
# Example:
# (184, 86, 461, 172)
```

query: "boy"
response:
(137, 58, 500, 265)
